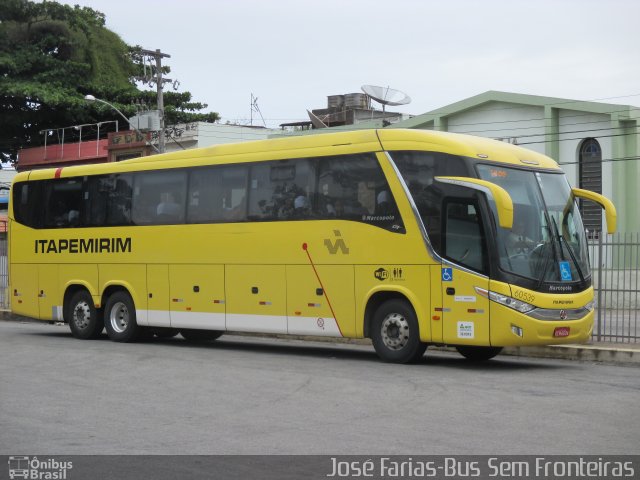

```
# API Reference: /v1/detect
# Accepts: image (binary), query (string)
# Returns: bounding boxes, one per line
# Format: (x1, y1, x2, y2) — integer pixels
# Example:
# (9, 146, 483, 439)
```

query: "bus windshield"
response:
(476, 165, 590, 283)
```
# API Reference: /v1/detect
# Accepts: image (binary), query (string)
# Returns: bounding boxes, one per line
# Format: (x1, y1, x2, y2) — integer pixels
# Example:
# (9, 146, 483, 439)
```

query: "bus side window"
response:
(86, 174, 133, 227)
(108, 175, 133, 225)
(132, 170, 187, 225)
(42, 179, 84, 228)
(13, 182, 41, 228)
(248, 159, 313, 221)
(220, 165, 249, 222)
(392, 151, 471, 253)
(443, 200, 487, 274)
(316, 154, 403, 232)
(187, 164, 249, 223)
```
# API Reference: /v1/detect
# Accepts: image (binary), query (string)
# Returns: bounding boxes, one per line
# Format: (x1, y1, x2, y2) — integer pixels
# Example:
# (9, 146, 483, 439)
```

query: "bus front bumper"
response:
(490, 304, 594, 347)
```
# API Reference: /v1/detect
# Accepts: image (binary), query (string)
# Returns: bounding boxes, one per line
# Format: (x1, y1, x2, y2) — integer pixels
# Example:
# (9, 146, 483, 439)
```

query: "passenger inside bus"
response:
(157, 192, 182, 219)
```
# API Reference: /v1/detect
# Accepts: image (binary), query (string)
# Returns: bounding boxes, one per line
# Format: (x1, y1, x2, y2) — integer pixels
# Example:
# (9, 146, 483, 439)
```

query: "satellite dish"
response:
(361, 85, 411, 113)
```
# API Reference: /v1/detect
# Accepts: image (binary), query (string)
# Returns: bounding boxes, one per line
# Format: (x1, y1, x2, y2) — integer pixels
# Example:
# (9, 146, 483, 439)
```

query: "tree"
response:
(0, 0, 219, 162)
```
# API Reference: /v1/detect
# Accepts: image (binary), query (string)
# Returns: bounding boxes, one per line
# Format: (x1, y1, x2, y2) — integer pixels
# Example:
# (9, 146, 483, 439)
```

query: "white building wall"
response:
(446, 102, 546, 155)
(164, 122, 280, 153)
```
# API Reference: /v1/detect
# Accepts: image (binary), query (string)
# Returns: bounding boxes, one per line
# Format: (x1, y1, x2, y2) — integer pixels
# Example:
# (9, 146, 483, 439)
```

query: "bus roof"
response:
(15, 129, 560, 182)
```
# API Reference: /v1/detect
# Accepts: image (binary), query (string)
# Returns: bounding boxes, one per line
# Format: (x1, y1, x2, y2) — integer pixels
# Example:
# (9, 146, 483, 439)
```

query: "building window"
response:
(578, 138, 602, 234)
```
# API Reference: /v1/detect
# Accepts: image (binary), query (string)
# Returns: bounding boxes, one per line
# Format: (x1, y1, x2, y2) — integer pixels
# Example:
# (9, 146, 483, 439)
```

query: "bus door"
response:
(440, 198, 491, 346)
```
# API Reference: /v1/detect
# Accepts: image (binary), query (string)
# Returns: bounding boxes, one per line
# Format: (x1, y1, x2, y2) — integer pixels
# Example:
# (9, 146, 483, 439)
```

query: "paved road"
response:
(1, 321, 638, 455)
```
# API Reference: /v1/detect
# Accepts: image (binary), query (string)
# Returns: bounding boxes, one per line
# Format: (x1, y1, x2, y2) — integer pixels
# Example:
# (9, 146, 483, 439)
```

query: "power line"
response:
(516, 129, 640, 146)
(559, 155, 640, 166)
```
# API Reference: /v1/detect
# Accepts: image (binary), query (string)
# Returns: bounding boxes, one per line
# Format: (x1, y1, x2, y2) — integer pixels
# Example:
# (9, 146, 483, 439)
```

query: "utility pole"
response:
(139, 48, 171, 153)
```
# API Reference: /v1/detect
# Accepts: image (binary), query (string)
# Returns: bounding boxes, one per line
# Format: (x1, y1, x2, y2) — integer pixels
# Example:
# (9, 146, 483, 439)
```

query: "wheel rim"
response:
(380, 312, 410, 350)
(72, 301, 91, 330)
(109, 301, 129, 334)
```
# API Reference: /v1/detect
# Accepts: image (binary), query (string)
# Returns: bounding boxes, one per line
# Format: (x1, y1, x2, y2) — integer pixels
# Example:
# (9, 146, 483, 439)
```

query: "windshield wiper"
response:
(551, 216, 585, 283)
(535, 236, 555, 290)
(535, 209, 562, 289)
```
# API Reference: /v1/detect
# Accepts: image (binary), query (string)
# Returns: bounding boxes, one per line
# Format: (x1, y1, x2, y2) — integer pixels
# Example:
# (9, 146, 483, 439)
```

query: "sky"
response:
(57, 0, 640, 128)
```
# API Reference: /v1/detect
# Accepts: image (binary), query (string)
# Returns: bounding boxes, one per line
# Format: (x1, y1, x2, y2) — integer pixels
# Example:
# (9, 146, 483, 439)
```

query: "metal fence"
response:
(588, 232, 640, 343)
(0, 231, 637, 343)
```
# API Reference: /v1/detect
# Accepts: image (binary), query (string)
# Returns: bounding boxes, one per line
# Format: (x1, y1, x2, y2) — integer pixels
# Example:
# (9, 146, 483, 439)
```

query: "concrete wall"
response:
(446, 102, 547, 155)
(164, 122, 280, 153)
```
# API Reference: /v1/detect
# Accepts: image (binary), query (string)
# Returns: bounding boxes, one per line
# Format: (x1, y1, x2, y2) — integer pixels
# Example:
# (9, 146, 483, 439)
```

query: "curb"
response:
(503, 344, 640, 365)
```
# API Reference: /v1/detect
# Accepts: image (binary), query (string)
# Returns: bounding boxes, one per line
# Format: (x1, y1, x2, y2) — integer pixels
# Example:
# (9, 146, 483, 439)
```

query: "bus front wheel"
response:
(67, 290, 103, 340)
(371, 299, 427, 363)
(456, 346, 503, 361)
(104, 291, 142, 342)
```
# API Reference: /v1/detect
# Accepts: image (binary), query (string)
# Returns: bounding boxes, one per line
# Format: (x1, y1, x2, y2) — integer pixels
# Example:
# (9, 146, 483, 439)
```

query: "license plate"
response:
(553, 327, 570, 338)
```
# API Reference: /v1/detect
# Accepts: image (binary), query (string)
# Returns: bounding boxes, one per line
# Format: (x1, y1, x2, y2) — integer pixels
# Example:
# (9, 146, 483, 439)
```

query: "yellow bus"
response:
(9, 129, 616, 362)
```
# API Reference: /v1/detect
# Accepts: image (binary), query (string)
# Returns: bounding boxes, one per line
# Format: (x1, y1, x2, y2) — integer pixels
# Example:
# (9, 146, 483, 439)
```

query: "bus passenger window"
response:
(87, 175, 133, 227)
(13, 182, 41, 228)
(187, 165, 248, 223)
(42, 179, 84, 228)
(132, 170, 187, 225)
(316, 154, 404, 232)
(248, 160, 313, 221)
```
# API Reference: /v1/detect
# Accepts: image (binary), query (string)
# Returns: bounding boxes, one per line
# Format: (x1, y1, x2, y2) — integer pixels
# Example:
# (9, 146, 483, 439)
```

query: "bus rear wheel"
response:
(104, 291, 142, 342)
(455, 346, 503, 361)
(67, 290, 103, 339)
(371, 299, 427, 364)
(180, 329, 223, 343)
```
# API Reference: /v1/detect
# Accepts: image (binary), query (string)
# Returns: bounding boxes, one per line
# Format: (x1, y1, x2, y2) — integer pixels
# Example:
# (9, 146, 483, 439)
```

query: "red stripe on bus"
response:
(302, 243, 343, 336)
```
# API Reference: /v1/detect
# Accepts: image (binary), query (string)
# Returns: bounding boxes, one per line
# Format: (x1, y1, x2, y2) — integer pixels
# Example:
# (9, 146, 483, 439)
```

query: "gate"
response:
(588, 233, 640, 343)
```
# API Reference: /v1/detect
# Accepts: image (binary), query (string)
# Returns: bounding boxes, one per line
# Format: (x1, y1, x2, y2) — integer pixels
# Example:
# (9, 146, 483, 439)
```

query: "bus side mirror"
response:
(435, 176, 513, 229)
(572, 188, 617, 234)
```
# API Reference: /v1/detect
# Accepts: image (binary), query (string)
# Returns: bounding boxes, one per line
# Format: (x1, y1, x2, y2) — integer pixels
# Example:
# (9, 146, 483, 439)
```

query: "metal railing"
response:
(588, 232, 640, 343)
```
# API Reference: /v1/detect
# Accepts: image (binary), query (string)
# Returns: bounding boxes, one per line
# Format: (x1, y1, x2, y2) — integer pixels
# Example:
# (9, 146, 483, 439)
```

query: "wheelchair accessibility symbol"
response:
(442, 268, 453, 282)
(559, 261, 572, 281)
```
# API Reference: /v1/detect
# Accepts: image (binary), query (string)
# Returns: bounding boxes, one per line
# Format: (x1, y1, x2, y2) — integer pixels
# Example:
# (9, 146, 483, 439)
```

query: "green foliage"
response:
(0, 0, 219, 162)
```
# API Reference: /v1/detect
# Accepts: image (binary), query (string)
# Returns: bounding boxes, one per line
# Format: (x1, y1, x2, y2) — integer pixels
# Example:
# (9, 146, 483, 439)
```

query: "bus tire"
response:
(180, 329, 223, 343)
(104, 291, 141, 342)
(371, 299, 427, 363)
(67, 290, 103, 340)
(455, 346, 503, 361)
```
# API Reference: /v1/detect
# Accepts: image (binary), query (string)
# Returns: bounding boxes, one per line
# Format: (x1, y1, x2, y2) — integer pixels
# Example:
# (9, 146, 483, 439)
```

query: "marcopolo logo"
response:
(8, 456, 72, 479)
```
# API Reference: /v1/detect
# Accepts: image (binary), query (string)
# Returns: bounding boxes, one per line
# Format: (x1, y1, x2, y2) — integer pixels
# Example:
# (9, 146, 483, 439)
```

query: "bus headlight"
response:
(474, 286, 535, 314)
(488, 291, 535, 314)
